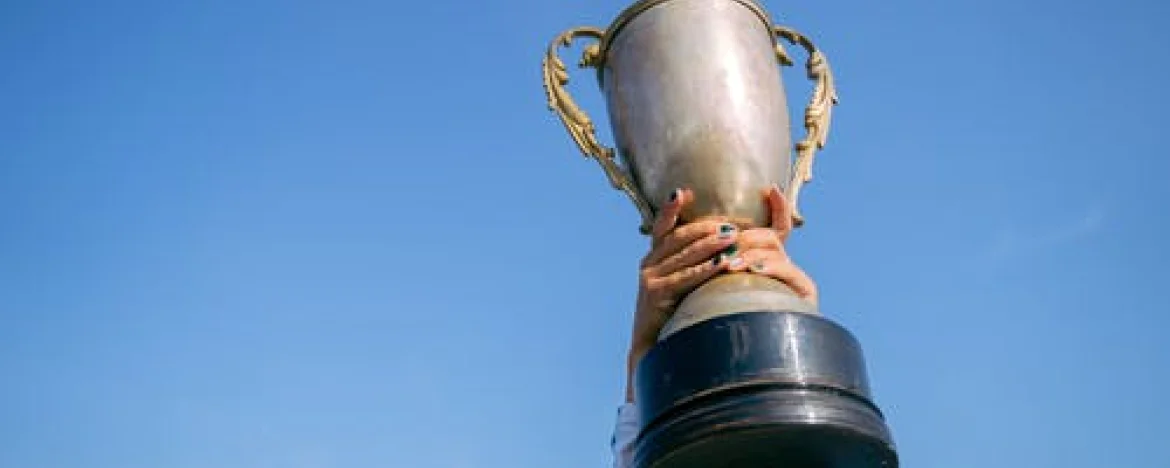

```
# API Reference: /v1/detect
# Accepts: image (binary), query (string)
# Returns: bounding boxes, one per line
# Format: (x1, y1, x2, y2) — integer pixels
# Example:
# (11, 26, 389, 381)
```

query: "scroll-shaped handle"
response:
(542, 27, 655, 234)
(773, 26, 839, 228)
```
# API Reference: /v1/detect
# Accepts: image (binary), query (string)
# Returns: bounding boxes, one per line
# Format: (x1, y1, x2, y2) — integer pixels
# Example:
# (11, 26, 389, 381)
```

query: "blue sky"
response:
(1, 0, 1167, 466)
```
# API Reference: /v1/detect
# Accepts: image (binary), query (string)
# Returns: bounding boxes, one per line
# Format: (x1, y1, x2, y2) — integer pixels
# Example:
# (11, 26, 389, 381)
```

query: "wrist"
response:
(627, 325, 658, 368)
(625, 340, 654, 403)
(624, 351, 641, 403)
(627, 341, 652, 369)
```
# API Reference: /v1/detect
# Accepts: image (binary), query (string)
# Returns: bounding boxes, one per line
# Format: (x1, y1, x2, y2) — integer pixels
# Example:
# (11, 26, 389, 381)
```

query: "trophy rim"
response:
(598, 0, 777, 62)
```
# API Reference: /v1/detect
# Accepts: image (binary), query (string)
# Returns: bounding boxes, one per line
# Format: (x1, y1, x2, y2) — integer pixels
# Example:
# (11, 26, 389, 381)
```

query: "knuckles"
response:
(638, 268, 656, 287)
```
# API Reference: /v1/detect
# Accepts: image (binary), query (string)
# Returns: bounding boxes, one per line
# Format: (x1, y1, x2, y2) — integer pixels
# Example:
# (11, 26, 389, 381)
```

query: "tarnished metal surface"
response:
(542, 0, 837, 232)
(599, 0, 794, 229)
(542, 0, 839, 338)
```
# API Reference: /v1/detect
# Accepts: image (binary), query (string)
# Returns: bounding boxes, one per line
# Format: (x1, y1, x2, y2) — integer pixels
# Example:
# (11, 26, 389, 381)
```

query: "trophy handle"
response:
(542, 27, 656, 234)
(773, 26, 839, 228)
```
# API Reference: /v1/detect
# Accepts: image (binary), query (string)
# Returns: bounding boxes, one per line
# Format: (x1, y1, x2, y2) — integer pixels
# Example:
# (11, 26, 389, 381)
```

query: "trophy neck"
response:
(598, 0, 777, 76)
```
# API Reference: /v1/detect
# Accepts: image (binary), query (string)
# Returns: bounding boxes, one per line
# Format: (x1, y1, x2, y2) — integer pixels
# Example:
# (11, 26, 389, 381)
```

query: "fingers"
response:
(730, 248, 818, 305)
(763, 184, 793, 242)
(650, 188, 692, 245)
(638, 236, 734, 316)
(654, 185, 790, 249)
(650, 227, 737, 278)
(640, 186, 740, 307)
(643, 219, 734, 266)
(659, 253, 734, 298)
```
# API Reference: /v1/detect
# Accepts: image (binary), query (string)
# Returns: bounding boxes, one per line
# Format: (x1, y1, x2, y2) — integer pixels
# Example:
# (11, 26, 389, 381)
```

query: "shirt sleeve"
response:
(611, 403, 640, 468)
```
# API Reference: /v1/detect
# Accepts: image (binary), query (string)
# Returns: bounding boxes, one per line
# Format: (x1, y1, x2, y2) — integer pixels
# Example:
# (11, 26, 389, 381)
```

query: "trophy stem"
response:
(660, 272, 818, 340)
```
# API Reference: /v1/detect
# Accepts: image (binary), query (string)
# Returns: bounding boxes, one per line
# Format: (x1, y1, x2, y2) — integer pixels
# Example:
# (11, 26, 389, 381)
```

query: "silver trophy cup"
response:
(543, 0, 837, 336)
(542, 1, 896, 466)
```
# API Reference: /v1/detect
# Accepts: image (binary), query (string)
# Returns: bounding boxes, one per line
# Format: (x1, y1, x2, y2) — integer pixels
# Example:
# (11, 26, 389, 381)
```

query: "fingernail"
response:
(721, 244, 738, 257)
(669, 188, 681, 203)
(711, 254, 724, 266)
(729, 256, 745, 269)
(749, 261, 767, 273)
(717, 223, 736, 239)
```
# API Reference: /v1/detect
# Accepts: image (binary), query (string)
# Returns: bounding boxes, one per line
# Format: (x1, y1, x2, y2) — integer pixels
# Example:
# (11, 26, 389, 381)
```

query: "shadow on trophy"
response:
(541, 0, 898, 467)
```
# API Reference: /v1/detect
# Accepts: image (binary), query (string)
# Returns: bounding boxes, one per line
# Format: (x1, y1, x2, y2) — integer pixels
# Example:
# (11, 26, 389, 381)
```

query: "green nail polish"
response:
(721, 244, 738, 257)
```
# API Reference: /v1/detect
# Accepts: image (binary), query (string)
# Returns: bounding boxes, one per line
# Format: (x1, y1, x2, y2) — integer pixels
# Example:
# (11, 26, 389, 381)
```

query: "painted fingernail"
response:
(721, 244, 738, 257)
(711, 254, 724, 266)
(717, 223, 736, 239)
(669, 188, 682, 203)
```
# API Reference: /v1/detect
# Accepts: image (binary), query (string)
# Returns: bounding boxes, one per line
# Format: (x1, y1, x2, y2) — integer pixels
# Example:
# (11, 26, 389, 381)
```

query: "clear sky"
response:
(1, 0, 1167, 467)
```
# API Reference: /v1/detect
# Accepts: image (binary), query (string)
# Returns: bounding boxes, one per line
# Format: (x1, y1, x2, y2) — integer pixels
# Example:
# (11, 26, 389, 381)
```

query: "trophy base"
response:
(633, 311, 897, 468)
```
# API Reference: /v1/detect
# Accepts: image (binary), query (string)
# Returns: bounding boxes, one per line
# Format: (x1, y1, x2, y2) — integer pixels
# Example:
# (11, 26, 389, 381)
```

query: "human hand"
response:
(625, 186, 819, 402)
(630, 188, 739, 368)
(727, 185, 818, 305)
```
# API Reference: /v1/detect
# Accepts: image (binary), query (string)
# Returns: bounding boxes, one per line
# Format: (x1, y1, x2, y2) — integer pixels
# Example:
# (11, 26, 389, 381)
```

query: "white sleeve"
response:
(611, 403, 640, 468)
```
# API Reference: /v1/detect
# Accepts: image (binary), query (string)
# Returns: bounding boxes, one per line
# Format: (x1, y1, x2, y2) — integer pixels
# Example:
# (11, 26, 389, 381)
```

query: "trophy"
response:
(542, 0, 897, 466)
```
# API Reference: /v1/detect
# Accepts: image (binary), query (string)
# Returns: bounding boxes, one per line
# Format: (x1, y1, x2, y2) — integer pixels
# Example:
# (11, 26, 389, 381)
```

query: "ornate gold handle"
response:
(773, 26, 839, 228)
(542, 27, 655, 234)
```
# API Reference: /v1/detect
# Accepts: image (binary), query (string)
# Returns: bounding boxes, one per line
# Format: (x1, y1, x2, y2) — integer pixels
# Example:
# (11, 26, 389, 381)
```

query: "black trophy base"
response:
(633, 311, 897, 468)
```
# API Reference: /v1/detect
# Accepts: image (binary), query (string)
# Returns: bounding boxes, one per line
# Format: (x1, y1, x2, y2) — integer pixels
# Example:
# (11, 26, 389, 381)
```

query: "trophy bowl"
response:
(542, 0, 835, 234)
(543, 0, 838, 333)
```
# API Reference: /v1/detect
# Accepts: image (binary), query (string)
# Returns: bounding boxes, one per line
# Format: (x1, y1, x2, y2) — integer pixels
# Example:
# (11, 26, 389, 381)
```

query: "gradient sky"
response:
(2, 0, 1168, 467)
